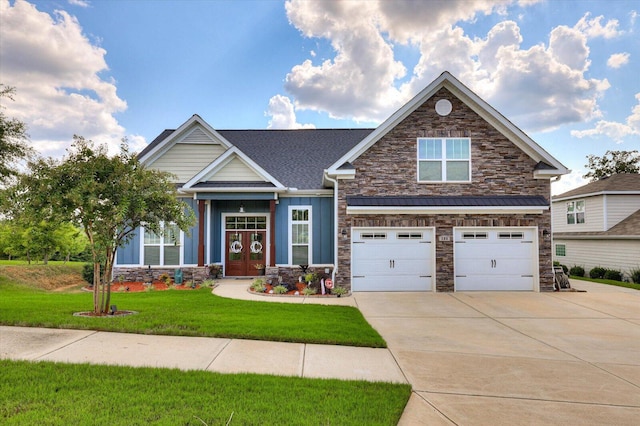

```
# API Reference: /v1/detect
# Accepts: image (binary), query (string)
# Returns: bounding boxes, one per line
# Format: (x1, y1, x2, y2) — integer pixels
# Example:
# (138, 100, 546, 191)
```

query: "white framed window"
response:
(417, 138, 471, 182)
(555, 244, 566, 257)
(143, 223, 181, 266)
(288, 206, 312, 265)
(566, 200, 585, 224)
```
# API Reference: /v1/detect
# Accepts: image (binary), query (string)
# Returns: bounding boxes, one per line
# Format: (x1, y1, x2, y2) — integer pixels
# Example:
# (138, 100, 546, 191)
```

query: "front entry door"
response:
(225, 231, 266, 276)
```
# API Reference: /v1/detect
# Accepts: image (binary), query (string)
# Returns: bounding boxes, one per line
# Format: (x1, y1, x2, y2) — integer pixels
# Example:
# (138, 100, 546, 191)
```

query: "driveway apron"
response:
(354, 281, 640, 425)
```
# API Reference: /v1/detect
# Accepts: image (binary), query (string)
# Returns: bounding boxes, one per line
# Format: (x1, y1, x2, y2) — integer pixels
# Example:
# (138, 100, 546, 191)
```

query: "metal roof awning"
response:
(346, 195, 549, 214)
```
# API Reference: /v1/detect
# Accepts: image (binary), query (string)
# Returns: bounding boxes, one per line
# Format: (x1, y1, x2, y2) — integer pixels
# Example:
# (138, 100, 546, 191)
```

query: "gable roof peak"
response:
(325, 70, 568, 178)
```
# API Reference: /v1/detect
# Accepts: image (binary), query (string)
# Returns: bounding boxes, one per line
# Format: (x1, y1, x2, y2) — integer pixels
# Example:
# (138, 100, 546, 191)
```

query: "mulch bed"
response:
(250, 282, 340, 297)
(83, 281, 200, 293)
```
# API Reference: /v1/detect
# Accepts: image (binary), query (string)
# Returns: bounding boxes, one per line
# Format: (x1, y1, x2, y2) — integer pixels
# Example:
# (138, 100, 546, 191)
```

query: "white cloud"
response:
(282, 0, 610, 133)
(574, 12, 623, 39)
(607, 52, 630, 68)
(68, 0, 89, 7)
(0, 0, 135, 158)
(551, 169, 588, 196)
(571, 93, 640, 142)
(284, 0, 406, 123)
(265, 95, 315, 129)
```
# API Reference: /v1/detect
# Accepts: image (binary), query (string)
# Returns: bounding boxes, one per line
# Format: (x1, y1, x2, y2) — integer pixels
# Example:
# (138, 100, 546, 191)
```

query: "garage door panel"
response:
(352, 275, 431, 292)
(394, 259, 431, 275)
(352, 228, 433, 292)
(455, 259, 494, 275)
(456, 275, 533, 291)
(352, 258, 396, 275)
(454, 228, 536, 291)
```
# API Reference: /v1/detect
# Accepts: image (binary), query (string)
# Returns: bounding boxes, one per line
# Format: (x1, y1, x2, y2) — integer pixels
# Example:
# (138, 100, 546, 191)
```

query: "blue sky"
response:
(1, 0, 638, 195)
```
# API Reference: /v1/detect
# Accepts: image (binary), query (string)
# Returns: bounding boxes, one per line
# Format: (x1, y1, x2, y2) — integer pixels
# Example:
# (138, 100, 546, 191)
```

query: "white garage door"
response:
(352, 228, 433, 291)
(454, 228, 537, 291)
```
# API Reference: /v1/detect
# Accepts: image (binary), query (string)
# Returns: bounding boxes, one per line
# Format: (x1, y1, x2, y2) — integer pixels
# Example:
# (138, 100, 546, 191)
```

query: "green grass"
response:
(0, 359, 411, 425)
(0, 259, 84, 267)
(570, 276, 640, 291)
(0, 273, 386, 348)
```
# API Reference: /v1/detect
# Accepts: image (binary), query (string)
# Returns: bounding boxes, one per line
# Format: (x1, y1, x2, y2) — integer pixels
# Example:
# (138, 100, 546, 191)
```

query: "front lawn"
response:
(570, 275, 640, 291)
(0, 268, 386, 348)
(0, 360, 411, 425)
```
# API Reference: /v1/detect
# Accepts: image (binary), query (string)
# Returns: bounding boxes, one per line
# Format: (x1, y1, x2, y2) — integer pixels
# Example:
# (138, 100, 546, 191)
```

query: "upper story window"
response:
(566, 200, 585, 224)
(417, 138, 471, 182)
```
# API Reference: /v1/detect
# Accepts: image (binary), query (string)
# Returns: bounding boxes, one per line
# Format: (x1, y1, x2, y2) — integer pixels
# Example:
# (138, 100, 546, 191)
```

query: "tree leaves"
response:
(583, 150, 640, 181)
(6, 135, 195, 312)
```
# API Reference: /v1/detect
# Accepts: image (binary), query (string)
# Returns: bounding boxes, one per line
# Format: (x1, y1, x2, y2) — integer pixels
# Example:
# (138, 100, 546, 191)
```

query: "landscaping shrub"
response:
(630, 267, 640, 284)
(569, 266, 585, 277)
(273, 285, 288, 294)
(81, 263, 104, 285)
(603, 269, 623, 281)
(589, 266, 607, 279)
(553, 261, 568, 274)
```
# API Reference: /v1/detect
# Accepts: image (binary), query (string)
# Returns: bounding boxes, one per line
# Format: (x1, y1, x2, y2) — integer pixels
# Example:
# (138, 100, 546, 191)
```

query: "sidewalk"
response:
(0, 279, 406, 384)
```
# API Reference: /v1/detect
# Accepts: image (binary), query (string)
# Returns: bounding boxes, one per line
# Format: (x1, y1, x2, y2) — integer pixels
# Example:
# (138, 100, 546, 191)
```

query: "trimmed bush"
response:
(569, 266, 585, 277)
(603, 269, 623, 281)
(589, 266, 607, 279)
(630, 268, 640, 284)
(553, 261, 568, 274)
(81, 263, 104, 285)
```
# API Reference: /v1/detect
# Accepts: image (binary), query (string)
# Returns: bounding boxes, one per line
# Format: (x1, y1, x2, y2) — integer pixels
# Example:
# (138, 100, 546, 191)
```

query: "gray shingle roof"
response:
(218, 129, 373, 190)
(554, 173, 640, 199)
(140, 128, 373, 190)
(346, 195, 549, 207)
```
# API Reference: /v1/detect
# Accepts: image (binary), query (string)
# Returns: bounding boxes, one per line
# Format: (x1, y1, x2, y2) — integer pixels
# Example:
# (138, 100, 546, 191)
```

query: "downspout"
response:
(324, 173, 339, 284)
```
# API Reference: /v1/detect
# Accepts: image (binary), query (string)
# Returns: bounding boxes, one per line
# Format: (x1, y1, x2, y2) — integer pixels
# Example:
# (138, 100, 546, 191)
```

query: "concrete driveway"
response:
(354, 280, 640, 425)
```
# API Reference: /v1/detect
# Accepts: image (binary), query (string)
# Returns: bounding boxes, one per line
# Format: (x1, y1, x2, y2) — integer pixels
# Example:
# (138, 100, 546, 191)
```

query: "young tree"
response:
(0, 84, 33, 184)
(583, 150, 640, 181)
(10, 136, 195, 314)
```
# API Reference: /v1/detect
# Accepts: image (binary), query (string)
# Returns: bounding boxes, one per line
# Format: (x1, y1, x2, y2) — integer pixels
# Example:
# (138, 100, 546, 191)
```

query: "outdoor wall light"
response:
(341, 228, 348, 239)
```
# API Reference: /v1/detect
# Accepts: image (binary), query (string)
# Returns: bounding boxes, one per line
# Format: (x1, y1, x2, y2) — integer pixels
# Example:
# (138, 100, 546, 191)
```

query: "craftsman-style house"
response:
(114, 72, 568, 291)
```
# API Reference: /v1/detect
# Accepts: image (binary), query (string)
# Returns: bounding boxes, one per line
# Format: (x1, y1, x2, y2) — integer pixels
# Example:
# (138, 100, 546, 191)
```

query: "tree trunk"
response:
(43, 252, 49, 265)
(102, 250, 115, 314)
(93, 262, 100, 314)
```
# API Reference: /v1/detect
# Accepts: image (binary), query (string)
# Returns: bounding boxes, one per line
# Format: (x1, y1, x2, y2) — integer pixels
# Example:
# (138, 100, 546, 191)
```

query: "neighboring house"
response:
(552, 173, 640, 279)
(114, 71, 568, 292)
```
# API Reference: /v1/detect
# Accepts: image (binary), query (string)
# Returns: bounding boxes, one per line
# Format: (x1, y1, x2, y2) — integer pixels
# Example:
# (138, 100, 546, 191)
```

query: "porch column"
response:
(197, 200, 206, 267)
(270, 199, 276, 266)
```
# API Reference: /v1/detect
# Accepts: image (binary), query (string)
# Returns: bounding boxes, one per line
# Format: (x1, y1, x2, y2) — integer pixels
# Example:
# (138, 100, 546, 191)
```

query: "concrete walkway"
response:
(2, 278, 639, 425)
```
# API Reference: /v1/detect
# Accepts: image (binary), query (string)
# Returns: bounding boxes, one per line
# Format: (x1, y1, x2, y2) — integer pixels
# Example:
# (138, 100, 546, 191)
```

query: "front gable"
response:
(326, 71, 568, 183)
(139, 115, 233, 183)
(182, 147, 286, 192)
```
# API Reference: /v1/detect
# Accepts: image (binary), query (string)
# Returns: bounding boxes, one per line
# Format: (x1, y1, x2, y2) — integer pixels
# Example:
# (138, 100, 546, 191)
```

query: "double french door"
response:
(225, 230, 266, 276)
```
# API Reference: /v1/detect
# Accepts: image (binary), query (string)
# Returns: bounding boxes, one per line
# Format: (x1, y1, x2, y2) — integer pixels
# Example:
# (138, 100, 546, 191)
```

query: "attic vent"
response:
(435, 99, 453, 116)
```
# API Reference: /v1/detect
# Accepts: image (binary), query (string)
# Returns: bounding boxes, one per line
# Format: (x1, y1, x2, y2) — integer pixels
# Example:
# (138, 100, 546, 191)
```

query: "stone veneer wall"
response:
(336, 87, 554, 292)
(112, 267, 209, 284)
(265, 266, 334, 285)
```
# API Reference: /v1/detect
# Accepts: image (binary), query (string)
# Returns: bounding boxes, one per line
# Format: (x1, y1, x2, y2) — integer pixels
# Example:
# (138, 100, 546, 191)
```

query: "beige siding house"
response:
(552, 173, 640, 280)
